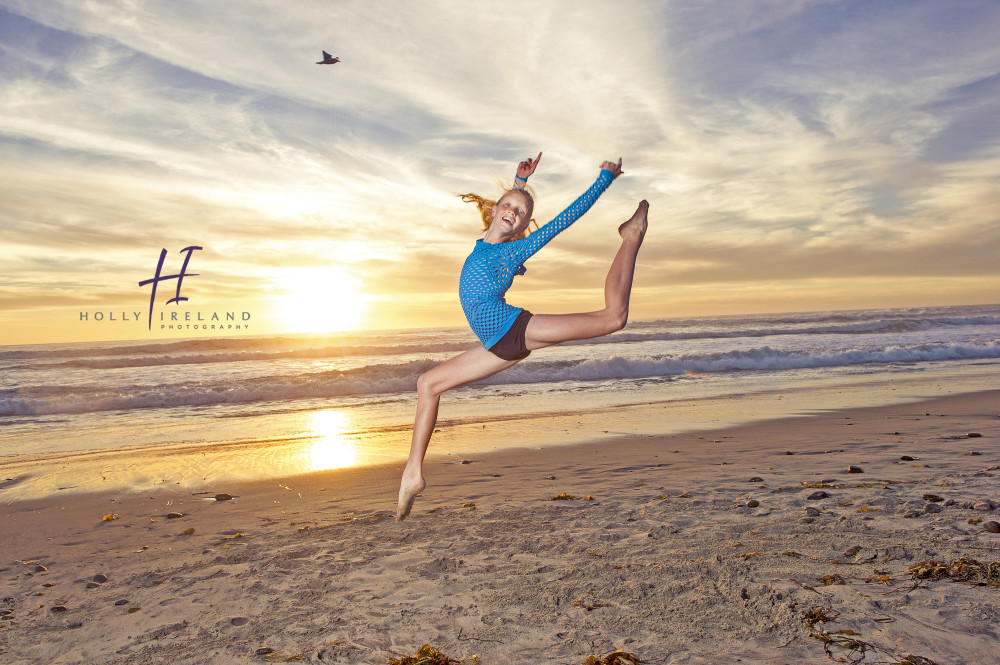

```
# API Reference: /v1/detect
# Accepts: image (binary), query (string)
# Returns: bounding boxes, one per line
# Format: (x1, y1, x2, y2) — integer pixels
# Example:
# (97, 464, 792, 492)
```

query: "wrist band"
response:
(515, 175, 527, 182)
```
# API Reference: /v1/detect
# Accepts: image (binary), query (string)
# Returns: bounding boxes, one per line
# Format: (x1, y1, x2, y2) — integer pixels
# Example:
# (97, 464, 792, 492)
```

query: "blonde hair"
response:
(460, 187, 537, 241)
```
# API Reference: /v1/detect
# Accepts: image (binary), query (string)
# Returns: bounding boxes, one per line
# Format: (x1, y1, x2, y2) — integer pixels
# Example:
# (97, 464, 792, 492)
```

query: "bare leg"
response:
(396, 347, 517, 521)
(525, 200, 648, 348)
(399, 200, 647, 520)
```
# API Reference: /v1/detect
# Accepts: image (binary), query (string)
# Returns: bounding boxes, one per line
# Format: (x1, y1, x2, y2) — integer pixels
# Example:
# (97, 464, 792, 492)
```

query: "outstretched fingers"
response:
(601, 157, 624, 179)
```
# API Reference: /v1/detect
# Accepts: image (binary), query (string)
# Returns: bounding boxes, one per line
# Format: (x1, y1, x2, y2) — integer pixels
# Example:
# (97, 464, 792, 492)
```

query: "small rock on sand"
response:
(746, 499, 760, 508)
(807, 491, 829, 500)
(923, 494, 943, 503)
(974, 501, 995, 511)
(804, 507, 820, 517)
(114, 599, 129, 606)
(968, 432, 982, 438)
(842, 545, 861, 558)
(848, 465, 863, 473)
(901, 455, 917, 461)
(214, 493, 233, 501)
(924, 503, 943, 514)
(166, 512, 184, 519)
(230, 617, 250, 626)
(92, 574, 108, 583)
(984, 521, 1000, 533)
(33, 565, 47, 573)
(748, 476, 763, 483)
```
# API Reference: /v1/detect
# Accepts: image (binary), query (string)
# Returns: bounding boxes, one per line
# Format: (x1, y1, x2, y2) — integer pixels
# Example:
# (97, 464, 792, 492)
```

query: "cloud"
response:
(1, 0, 998, 341)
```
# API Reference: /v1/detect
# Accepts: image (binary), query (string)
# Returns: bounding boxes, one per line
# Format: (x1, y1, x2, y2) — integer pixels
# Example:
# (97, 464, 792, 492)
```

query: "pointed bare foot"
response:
(619, 200, 649, 241)
(396, 473, 426, 522)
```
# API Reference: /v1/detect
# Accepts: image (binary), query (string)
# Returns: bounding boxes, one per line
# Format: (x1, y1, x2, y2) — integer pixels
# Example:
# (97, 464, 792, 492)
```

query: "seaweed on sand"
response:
(802, 608, 938, 664)
(386, 644, 479, 665)
(908, 558, 1000, 586)
(581, 650, 643, 665)
(386, 646, 642, 665)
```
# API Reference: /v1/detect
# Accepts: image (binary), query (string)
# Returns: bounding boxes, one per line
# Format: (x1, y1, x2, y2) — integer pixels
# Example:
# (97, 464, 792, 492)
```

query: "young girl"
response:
(397, 152, 648, 520)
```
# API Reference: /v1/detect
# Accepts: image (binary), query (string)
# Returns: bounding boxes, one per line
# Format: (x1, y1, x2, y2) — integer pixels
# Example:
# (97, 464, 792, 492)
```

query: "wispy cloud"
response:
(1, 0, 998, 341)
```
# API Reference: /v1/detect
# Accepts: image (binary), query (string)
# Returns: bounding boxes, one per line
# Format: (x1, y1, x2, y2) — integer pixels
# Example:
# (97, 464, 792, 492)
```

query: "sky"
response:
(1, 0, 999, 345)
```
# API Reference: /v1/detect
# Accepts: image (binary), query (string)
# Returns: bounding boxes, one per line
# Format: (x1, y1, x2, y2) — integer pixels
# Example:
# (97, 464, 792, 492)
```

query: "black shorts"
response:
(489, 309, 533, 361)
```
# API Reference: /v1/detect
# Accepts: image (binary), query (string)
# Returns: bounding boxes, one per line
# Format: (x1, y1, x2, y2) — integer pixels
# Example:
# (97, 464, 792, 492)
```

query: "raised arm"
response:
(513, 152, 542, 190)
(512, 158, 623, 261)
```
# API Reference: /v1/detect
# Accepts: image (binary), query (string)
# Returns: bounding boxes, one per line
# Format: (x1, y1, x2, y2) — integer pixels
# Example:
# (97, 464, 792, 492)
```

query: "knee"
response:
(606, 307, 629, 334)
(416, 371, 443, 400)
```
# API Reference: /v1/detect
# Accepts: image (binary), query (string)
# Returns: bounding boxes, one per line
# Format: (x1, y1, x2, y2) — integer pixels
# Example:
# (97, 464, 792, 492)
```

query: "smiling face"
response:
(488, 190, 534, 241)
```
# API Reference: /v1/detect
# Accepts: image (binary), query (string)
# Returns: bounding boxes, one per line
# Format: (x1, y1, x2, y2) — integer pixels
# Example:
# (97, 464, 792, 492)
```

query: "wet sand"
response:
(1, 389, 998, 664)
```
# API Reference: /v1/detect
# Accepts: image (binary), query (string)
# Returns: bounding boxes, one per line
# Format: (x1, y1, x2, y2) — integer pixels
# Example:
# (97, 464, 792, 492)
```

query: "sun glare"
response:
(304, 410, 359, 471)
(273, 266, 368, 333)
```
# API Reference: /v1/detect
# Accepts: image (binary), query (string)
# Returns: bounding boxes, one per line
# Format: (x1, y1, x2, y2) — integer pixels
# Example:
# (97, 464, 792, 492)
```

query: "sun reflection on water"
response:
(304, 410, 359, 471)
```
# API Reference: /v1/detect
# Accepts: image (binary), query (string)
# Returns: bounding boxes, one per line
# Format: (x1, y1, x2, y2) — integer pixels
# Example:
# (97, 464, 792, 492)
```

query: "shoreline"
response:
(3, 368, 996, 503)
(1, 388, 998, 663)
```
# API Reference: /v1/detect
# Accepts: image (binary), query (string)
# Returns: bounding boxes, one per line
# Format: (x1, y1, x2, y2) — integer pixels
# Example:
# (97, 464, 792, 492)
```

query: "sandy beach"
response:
(2, 389, 998, 664)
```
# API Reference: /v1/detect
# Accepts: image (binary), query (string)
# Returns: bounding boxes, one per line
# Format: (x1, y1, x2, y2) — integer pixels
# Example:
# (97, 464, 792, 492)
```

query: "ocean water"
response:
(1, 304, 998, 497)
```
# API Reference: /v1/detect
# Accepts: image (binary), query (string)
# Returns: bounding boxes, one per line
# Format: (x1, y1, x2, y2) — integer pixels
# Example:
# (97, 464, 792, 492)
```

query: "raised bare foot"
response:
(396, 472, 426, 521)
(618, 200, 649, 241)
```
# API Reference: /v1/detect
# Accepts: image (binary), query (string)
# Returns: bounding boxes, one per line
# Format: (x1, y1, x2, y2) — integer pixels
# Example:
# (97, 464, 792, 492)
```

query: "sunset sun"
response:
(273, 266, 368, 333)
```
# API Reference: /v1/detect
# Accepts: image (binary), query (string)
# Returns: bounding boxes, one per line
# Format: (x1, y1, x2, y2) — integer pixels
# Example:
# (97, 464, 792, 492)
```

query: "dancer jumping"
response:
(397, 152, 648, 520)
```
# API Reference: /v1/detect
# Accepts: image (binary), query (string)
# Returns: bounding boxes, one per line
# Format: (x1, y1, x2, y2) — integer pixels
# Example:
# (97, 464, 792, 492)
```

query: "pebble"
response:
(842, 545, 861, 558)
(214, 493, 233, 502)
(86, 582, 101, 589)
(974, 502, 995, 512)
(804, 507, 820, 517)
(807, 491, 829, 500)
(114, 599, 129, 606)
(969, 451, 982, 456)
(984, 521, 1000, 533)
(923, 503, 943, 514)
(255, 648, 275, 656)
(50, 605, 68, 613)
(166, 512, 184, 519)
(922, 494, 943, 503)
(847, 465, 864, 474)
(748, 477, 763, 483)
(902, 511, 921, 519)
(230, 616, 250, 626)
(900, 455, 916, 461)
(746, 499, 760, 508)
(34, 565, 47, 573)
(93, 574, 108, 583)
(968, 432, 983, 438)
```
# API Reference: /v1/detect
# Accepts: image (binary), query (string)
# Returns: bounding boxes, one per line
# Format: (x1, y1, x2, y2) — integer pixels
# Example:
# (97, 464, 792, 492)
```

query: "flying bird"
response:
(316, 51, 341, 65)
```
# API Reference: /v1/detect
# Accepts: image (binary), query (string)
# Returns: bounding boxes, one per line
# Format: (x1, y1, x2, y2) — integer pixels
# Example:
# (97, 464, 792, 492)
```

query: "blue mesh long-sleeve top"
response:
(459, 168, 615, 349)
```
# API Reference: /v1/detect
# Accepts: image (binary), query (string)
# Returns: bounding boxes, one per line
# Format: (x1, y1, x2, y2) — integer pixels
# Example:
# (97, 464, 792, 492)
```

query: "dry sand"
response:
(1, 390, 998, 664)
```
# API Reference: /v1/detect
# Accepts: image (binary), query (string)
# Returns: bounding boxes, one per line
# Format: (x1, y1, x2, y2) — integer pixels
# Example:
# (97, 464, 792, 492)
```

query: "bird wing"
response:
(322, 50, 332, 59)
